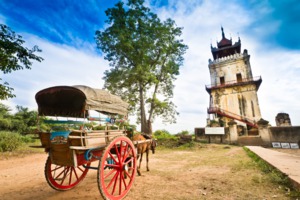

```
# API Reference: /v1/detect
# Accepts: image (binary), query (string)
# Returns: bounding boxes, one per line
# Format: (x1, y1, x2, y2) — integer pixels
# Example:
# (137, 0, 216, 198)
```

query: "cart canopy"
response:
(35, 85, 129, 117)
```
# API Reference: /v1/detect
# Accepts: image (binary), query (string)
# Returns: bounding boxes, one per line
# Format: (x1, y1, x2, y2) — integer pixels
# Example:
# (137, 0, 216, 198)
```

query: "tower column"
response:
(228, 120, 238, 144)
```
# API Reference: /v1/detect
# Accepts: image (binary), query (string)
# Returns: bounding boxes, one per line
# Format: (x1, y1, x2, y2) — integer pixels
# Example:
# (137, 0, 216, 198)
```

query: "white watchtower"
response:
(206, 27, 262, 133)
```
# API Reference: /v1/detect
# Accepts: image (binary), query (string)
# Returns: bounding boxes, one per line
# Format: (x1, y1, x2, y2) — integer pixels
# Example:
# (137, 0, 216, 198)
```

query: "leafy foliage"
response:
(177, 130, 190, 135)
(0, 131, 36, 152)
(0, 24, 43, 100)
(95, 0, 188, 133)
(0, 103, 39, 134)
(153, 129, 174, 139)
(0, 131, 23, 152)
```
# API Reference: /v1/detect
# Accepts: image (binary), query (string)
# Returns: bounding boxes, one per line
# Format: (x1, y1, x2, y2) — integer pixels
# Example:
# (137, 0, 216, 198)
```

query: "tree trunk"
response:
(139, 85, 153, 134)
(146, 120, 153, 135)
(139, 84, 149, 134)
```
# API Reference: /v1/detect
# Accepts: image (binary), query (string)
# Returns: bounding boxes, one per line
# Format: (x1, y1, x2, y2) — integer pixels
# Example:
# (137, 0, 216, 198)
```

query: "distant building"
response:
(205, 27, 262, 134)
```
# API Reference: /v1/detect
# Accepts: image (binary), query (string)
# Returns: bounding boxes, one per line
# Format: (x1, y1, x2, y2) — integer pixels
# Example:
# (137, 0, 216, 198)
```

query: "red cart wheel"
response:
(98, 136, 137, 200)
(45, 156, 90, 190)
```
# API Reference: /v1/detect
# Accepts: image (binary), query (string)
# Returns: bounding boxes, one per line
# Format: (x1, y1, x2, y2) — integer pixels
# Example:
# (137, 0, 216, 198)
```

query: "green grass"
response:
(244, 147, 300, 197)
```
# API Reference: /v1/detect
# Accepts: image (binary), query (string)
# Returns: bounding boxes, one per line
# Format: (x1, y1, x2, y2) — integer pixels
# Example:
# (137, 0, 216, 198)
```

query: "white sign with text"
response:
(205, 127, 225, 135)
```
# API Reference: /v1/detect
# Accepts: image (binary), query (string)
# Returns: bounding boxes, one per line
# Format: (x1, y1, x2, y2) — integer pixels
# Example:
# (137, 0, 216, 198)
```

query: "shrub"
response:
(177, 130, 190, 135)
(0, 131, 23, 152)
(0, 118, 12, 130)
(20, 134, 35, 143)
(157, 137, 179, 148)
(178, 141, 195, 149)
(154, 129, 175, 139)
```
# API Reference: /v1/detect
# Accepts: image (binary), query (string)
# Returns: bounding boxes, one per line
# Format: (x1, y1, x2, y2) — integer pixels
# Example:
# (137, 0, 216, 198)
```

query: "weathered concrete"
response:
(257, 119, 272, 146)
(247, 146, 300, 190)
(269, 126, 300, 143)
(237, 136, 264, 146)
(228, 121, 238, 143)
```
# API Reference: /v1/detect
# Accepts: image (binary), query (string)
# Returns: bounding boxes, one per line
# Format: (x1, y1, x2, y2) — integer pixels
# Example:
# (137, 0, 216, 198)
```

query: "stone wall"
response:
(195, 125, 300, 147)
(268, 126, 300, 143)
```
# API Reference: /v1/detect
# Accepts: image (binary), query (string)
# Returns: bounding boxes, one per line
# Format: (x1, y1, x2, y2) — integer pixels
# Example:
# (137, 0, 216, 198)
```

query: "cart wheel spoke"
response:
(45, 156, 90, 191)
(121, 172, 128, 189)
(51, 165, 64, 172)
(104, 168, 117, 180)
(114, 143, 122, 163)
(98, 136, 136, 200)
(69, 167, 73, 185)
(111, 171, 120, 195)
(60, 167, 69, 185)
(121, 143, 129, 162)
(123, 169, 132, 180)
(108, 151, 119, 164)
(73, 167, 79, 180)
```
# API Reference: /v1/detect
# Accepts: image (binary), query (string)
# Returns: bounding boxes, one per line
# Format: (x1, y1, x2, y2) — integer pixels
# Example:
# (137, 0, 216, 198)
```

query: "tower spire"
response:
(211, 27, 240, 59)
(221, 26, 225, 38)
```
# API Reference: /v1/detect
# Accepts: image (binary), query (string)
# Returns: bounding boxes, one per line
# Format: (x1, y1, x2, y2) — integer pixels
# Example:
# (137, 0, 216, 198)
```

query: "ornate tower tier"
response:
(206, 27, 262, 130)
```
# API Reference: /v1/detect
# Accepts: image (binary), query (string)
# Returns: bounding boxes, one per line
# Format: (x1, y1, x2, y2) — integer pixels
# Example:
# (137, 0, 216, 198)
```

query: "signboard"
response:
(281, 143, 290, 149)
(272, 142, 281, 148)
(290, 143, 299, 149)
(272, 142, 299, 149)
(205, 127, 225, 135)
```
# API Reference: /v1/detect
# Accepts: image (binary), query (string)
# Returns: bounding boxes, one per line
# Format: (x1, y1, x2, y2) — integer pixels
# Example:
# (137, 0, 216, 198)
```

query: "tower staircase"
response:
(208, 107, 258, 128)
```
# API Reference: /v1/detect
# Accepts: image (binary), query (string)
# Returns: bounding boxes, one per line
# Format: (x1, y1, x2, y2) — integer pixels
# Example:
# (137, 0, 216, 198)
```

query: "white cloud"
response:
(151, 0, 300, 132)
(250, 49, 300, 126)
(2, 36, 108, 112)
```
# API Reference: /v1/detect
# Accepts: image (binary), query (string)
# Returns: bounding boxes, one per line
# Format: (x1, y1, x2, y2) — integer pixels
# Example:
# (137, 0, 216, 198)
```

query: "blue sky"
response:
(1, 0, 300, 133)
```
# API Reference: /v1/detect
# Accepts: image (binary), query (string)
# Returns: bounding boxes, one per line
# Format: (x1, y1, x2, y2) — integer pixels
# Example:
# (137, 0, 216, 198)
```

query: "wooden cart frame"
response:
(33, 85, 139, 200)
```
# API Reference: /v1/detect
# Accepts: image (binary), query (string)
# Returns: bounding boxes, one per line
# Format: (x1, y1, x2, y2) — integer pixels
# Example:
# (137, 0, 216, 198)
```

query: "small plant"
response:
(209, 119, 219, 127)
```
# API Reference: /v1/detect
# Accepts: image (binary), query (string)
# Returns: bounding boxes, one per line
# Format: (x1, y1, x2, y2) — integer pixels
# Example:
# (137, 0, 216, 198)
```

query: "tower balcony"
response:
(205, 76, 262, 93)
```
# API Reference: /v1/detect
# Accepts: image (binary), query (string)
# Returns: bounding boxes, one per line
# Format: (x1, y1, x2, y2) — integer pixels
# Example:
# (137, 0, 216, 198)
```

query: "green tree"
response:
(13, 106, 38, 134)
(0, 103, 12, 130)
(0, 24, 43, 100)
(95, 0, 188, 134)
(0, 103, 39, 134)
(0, 103, 11, 117)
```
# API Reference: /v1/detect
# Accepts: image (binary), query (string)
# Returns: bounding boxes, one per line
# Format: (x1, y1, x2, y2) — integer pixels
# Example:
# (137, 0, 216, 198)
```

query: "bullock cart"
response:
(33, 85, 144, 200)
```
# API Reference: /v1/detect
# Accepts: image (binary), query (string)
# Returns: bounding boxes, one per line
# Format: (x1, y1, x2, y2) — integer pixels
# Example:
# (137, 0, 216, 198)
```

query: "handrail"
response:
(205, 76, 262, 90)
(208, 107, 258, 128)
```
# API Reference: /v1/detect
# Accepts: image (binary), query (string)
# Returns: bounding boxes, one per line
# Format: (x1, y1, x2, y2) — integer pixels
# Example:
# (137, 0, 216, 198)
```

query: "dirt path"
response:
(0, 146, 297, 200)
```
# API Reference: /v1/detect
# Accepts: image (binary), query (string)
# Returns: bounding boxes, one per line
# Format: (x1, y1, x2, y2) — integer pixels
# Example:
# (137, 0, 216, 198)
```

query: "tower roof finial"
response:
(221, 26, 225, 38)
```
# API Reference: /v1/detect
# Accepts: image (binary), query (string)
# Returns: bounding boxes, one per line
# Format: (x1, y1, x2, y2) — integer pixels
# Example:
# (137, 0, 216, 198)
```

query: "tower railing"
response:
(205, 76, 262, 91)
(207, 106, 258, 128)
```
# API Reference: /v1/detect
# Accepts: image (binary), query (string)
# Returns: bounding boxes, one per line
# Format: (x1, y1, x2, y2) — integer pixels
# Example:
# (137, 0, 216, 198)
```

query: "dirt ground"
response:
(0, 145, 299, 200)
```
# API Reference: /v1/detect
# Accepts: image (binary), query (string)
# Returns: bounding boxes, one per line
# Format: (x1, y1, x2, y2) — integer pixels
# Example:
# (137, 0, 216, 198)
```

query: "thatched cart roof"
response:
(35, 85, 128, 117)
